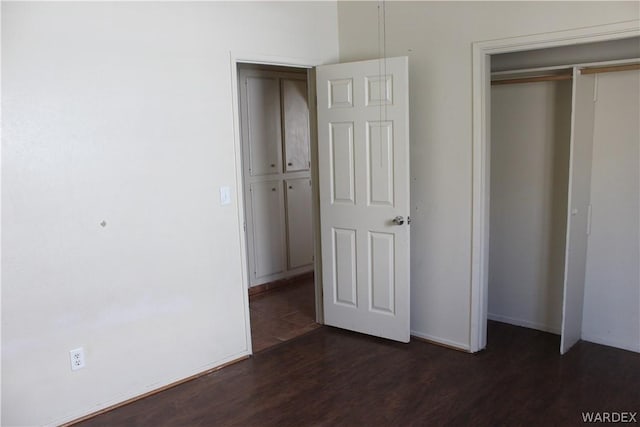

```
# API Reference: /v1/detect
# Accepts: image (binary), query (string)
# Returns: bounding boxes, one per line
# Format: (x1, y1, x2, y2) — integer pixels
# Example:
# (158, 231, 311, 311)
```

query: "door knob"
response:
(393, 216, 405, 225)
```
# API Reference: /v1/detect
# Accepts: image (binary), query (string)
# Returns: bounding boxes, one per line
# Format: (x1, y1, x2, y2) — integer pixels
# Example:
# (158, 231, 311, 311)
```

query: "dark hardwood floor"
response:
(249, 275, 320, 352)
(76, 322, 640, 427)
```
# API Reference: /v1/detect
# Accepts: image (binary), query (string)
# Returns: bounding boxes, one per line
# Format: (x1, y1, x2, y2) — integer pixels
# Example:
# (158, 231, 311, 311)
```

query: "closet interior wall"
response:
(238, 65, 314, 288)
(489, 78, 572, 334)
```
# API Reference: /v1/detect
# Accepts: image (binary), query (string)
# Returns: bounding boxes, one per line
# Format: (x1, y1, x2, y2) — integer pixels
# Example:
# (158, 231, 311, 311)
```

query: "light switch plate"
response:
(220, 186, 231, 206)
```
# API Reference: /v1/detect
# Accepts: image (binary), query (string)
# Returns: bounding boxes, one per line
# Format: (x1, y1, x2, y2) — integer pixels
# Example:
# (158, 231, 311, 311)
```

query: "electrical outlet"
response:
(69, 347, 85, 371)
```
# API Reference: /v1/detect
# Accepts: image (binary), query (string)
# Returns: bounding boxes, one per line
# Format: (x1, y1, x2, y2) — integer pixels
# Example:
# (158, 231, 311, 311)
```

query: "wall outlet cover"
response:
(70, 347, 85, 371)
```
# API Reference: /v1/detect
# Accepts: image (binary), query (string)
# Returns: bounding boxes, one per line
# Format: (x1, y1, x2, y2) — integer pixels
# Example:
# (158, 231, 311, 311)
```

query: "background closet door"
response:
(282, 79, 310, 173)
(239, 66, 314, 287)
(286, 178, 313, 269)
(560, 69, 596, 354)
(249, 181, 286, 280)
(246, 76, 282, 176)
(582, 68, 640, 352)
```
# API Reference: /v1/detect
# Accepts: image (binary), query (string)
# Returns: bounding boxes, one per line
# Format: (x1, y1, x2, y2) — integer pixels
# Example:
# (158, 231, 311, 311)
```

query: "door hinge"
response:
(407, 216, 411, 225)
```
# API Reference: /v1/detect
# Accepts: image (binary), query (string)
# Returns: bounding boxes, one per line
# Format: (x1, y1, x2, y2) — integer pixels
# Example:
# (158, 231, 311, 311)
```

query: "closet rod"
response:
(581, 63, 640, 75)
(491, 73, 572, 86)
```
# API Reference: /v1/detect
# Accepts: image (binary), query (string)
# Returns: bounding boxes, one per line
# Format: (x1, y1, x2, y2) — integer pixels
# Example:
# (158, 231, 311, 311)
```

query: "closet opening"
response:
(488, 67, 573, 343)
(236, 62, 321, 353)
(480, 34, 640, 354)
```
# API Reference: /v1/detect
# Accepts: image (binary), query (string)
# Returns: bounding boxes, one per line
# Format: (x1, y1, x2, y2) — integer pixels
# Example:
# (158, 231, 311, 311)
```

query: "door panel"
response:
(285, 178, 313, 269)
(330, 122, 356, 204)
(282, 79, 310, 172)
(246, 76, 282, 176)
(333, 227, 358, 306)
(369, 231, 395, 314)
(367, 121, 394, 206)
(250, 180, 285, 279)
(317, 57, 410, 342)
(560, 69, 596, 354)
(328, 79, 354, 108)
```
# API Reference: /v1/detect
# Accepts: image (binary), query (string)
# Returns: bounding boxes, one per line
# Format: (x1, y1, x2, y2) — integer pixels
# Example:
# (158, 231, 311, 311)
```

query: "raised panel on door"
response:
(317, 57, 410, 343)
(282, 79, 310, 172)
(332, 227, 358, 306)
(369, 232, 395, 314)
(286, 178, 313, 269)
(367, 121, 394, 207)
(329, 122, 356, 204)
(246, 76, 282, 176)
(560, 69, 596, 355)
(250, 180, 286, 280)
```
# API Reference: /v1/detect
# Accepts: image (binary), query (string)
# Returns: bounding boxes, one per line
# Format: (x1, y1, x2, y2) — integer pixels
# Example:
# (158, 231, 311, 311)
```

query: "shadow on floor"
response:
(249, 276, 320, 352)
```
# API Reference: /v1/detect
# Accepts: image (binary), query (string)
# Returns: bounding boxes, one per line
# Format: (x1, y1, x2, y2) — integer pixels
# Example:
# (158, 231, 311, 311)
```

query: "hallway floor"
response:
(249, 275, 319, 352)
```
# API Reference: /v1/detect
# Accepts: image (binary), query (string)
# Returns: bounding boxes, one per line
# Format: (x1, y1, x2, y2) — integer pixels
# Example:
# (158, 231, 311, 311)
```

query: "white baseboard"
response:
(581, 333, 640, 353)
(488, 313, 561, 335)
(249, 266, 313, 288)
(410, 330, 471, 352)
(52, 350, 251, 426)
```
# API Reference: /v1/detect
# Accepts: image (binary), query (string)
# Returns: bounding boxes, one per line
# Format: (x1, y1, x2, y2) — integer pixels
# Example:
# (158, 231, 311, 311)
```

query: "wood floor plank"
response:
(249, 275, 319, 353)
(74, 321, 640, 426)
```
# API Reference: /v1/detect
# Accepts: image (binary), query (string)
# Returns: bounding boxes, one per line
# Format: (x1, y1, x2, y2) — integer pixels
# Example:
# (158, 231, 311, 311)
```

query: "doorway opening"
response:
(233, 55, 412, 348)
(236, 62, 320, 352)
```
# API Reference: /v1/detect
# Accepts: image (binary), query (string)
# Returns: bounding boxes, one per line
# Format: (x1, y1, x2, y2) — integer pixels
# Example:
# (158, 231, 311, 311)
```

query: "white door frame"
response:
(469, 21, 640, 353)
(229, 52, 324, 354)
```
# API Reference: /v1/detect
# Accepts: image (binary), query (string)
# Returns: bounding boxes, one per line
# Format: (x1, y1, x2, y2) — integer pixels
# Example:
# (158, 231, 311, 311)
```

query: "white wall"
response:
(582, 69, 640, 352)
(337, 1, 639, 349)
(488, 80, 571, 334)
(1, 2, 338, 425)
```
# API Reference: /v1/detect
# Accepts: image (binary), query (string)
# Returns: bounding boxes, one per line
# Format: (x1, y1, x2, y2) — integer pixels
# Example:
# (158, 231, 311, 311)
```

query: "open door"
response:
(316, 57, 410, 342)
(560, 68, 596, 354)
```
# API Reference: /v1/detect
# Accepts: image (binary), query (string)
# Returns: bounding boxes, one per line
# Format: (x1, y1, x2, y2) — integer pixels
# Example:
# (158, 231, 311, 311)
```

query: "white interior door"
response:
(560, 68, 596, 354)
(316, 57, 410, 342)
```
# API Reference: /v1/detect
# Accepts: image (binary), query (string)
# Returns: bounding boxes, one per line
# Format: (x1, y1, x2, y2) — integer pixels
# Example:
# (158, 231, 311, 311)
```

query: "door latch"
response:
(393, 216, 405, 225)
